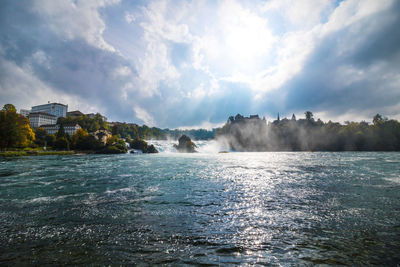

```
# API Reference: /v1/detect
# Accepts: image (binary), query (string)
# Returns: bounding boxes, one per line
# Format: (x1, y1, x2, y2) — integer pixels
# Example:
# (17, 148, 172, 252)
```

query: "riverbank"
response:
(0, 150, 76, 157)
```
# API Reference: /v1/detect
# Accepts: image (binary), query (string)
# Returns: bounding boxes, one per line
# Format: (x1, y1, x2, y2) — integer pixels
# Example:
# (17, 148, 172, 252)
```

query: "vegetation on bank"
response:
(0, 150, 75, 157)
(109, 122, 218, 140)
(217, 112, 400, 151)
(0, 104, 128, 154)
(3, 101, 400, 154)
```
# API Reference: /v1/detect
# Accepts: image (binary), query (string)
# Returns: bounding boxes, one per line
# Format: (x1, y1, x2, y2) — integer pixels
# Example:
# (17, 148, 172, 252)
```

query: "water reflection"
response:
(0, 152, 400, 265)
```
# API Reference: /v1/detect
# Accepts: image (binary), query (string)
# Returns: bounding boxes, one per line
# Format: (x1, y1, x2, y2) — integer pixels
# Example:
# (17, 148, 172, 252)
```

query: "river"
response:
(1, 142, 399, 265)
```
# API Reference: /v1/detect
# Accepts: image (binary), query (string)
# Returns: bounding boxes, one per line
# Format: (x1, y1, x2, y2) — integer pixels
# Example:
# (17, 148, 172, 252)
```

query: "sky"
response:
(0, 0, 399, 128)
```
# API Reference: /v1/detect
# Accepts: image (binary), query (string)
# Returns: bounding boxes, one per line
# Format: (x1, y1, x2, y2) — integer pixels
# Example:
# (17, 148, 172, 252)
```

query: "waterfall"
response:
(146, 139, 229, 154)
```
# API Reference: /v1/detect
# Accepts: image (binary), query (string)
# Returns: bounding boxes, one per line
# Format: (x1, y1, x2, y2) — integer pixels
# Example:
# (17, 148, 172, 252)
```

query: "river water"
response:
(1, 144, 400, 265)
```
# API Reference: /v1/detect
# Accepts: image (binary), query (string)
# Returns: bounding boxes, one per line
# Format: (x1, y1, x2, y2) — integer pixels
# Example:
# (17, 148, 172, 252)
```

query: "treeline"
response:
(110, 123, 166, 140)
(36, 127, 127, 154)
(164, 128, 218, 140)
(0, 104, 35, 149)
(110, 122, 218, 140)
(0, 104, 127, 154)
(217, 112, 400, 151)
(58, 114, 108, 132)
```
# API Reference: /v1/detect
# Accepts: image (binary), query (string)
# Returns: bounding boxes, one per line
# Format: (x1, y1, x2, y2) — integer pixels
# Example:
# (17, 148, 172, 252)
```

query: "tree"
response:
(34, 128, 47, 146)
(373, 114, 385, 125)
(305, 111, 314, 121)
(0, 104, 35, 149)
(54, 137, 70, 150)
(71, 128, 88, 148)
(45, 134, 56, 147)
(75, 135, 103, 150)
(111, 125, 119, 136)
(3, 104, 16, 113)
(56, 124, 66, 138)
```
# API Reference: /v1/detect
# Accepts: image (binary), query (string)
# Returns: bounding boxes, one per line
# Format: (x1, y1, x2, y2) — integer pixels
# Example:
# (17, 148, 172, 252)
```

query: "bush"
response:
(54, 137, 70, 150)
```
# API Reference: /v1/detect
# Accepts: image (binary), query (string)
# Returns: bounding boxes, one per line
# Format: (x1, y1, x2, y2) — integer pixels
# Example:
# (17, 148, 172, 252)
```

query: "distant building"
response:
(41, 123, 81, 135)
(20, 109, 31, 117)
(64, 123, 81, 135)
(67, 110, 84, 118)
(40, 124, 59, 135)
(249, 115, 259, 119)
(31, 102, 68, 119)
(28, 112, 57, 128)
(86, 113, 107, 121)
(291, 114, 296, 121)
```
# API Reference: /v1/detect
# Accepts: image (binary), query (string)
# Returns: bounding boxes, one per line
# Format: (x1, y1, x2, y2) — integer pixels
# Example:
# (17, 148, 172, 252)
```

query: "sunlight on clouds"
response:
(2, 0, 398, 126)
(195, 0, 276, 75)
(321, 0, 393, 36)
(221, 0, 276, 67)
(262, 0, 333, 29)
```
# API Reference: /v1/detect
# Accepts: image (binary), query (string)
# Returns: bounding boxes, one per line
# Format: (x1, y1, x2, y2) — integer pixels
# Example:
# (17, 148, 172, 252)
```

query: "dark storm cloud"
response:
(1, 0, 400, 127)
(278, 1, 400, 120)
(0, 0, 143, 122)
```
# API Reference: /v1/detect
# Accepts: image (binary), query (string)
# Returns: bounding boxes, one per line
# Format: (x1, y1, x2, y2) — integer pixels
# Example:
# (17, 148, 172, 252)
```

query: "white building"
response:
(20, 109, 31, 117)
(28, 112, 57, 128)
(41, 124, 59, 135)
(41, 123, 81, 136)
(64, 123, 81, 135)
(31, 102, 68, 119)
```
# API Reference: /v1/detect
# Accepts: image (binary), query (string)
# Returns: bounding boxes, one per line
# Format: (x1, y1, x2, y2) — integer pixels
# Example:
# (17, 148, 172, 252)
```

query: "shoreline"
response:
(0, 150, 76, 157)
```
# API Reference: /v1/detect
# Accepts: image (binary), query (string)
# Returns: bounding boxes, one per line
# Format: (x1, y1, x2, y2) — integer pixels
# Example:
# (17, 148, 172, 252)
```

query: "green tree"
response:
(3, 104, 17, 112)
(45, 134, 56, 147)
(34, 128, 47, 146)
(56, 124, 66, 138)
(305, 111, 314, 121)
(0, 104, 35, 149)
(54, 137, 70, 150)
(71, 128, 88, 148)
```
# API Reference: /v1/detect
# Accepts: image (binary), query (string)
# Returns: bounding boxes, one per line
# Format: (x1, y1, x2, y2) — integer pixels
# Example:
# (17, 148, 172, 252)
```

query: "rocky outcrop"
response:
(130, 139, 158, 153)
(173, 135, 197, 153)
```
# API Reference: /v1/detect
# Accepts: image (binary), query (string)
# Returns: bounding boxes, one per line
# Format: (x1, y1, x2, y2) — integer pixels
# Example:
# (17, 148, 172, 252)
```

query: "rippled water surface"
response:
(1, 152, 400, 265)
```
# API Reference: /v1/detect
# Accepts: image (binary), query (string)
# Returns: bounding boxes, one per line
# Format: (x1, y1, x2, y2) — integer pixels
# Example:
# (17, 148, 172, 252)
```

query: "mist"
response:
(215, 113, 400, 152)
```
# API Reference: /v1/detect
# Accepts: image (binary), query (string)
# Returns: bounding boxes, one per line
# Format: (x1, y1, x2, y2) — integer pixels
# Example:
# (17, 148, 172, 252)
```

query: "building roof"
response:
(40, 124, 58, 127)
(28, 112, 57, 118)
(67, 110, 84, 116)
(32, 102, 68, 108)
(63, 123, 81, 127)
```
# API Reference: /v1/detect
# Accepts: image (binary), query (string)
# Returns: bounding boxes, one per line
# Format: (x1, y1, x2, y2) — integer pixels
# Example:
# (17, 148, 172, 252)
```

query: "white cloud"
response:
(0, 56, 92, 113)
(321, 0, 393, 36)
(31, 50, 51, 69)
(113, 66, 132, 77)
(134, 106, 156, 126)
(262, 0, 333, 29)
(32, 0, 120, 52)
(125, 11, 136, 23)
(223, 0, 396, 96)
(134, 0, 196, 97)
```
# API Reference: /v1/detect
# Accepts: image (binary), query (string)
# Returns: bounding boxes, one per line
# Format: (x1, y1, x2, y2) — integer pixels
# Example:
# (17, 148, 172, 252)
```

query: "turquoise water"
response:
(1, 152, 400, 265)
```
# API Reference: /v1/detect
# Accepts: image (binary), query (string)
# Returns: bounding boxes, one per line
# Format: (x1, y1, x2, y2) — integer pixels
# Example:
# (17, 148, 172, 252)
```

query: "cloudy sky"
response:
(1, 0, 399, 128)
